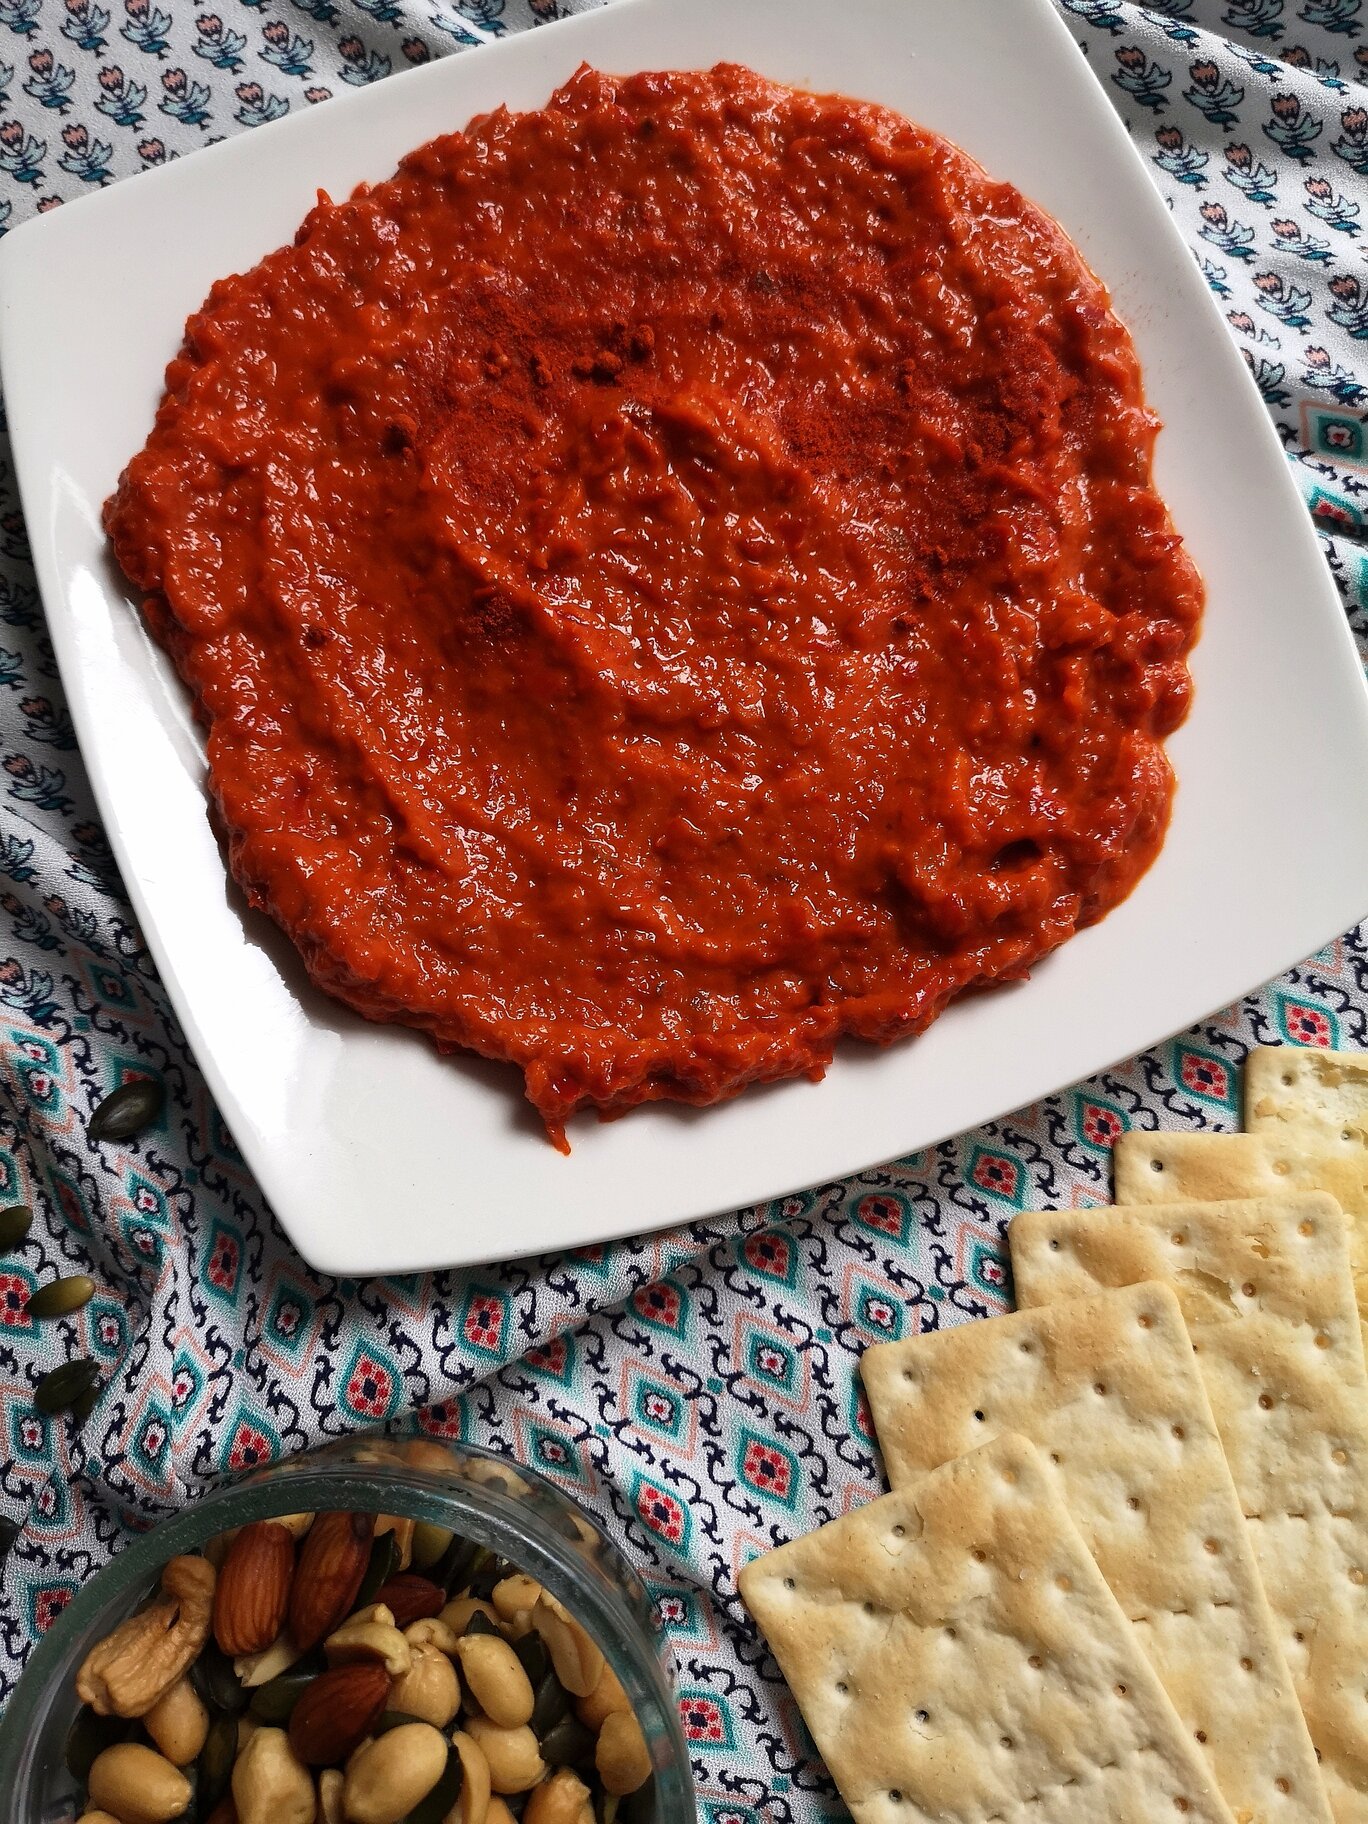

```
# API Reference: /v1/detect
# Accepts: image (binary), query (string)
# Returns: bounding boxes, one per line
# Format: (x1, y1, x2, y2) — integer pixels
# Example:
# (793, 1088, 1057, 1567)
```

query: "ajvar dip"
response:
(105, 64, 1203, 1149)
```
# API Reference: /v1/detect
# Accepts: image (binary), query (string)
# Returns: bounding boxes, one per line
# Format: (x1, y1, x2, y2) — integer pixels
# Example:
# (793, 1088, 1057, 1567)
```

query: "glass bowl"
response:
(0, 1437, 695, 1823)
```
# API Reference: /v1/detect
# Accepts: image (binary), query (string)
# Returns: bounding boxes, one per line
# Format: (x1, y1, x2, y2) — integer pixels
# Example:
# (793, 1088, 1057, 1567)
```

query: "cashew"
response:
(596, 1709, 652, 1796)
(455, 1634, 533, 1728)
(143, 1675, 210, 1765)
(374, 1514, 414, 1571)
(324, 1605, 411, 1678)
(464, 1717, 546, 1794)
(318, 1768, 345, 1824)
(576, 1659, 631, 1732)
(77, 1556, 216, 1718)
(447, 1730, 491, 1824)
(231, 1725, 316, 1824)
(343, 1722, 448, 1824)
(236, 1629, 304, 1687)
(525, 1769, 594, 1824)
(388, 1643, 461, 1727)
(439, 1597, 500, 1636)
(490, 1575, 541, 1624)
(87, 1743, 192, 1824)
(532, 1595, 603, 1699)
(405, 1616, 460, 1656)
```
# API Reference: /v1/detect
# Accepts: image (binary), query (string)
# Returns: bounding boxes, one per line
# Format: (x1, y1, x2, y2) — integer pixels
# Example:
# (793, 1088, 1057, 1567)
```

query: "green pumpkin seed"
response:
(0, 1204, 32, 1256)
(67, 1380, 102, 1428)
(249, 1667, 316, 1724)
(465, 1547, 502, 1601)
(539, 1712, 594, 1770)
(34, 1356, 99, 1415)
(514, 1632, 549, 1687)
(530, 1666, 572, 1736)
(403, 1744, 464, 1824)
(372, 1709, 425, 1736)
(65, 1705, 134, 1782)
(88, 1077, 164, 1143)
(410, 1521, 454, 1573)
(195, 1711, 237, 1819)
(434, 1533, 479, 1595)
(25, 1274, 95, 1319)
(354, 1529, 402, 1611)
(192, 1643, 249, 1715)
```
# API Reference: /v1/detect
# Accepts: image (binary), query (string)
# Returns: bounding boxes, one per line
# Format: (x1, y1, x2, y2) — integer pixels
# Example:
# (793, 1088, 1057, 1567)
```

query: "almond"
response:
(288, 1510, 374, 1652)
(213, 1523, 295, 1659)
(371, 1574, 444, 1630)
(287, 1661, 391, 1766)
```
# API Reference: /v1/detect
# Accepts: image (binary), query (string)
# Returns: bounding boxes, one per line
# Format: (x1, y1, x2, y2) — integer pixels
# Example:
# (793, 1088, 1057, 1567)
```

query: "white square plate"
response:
(4, 0, 1368, 1275)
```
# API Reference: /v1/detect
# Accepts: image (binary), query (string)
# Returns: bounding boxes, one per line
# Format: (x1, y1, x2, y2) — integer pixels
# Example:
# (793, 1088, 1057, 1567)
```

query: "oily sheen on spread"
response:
(104, 64, 1203, 1147)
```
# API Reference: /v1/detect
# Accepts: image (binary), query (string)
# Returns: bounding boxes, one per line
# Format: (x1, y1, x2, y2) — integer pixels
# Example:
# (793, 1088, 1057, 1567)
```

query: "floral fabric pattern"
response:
(3, 1, 1368, 1813)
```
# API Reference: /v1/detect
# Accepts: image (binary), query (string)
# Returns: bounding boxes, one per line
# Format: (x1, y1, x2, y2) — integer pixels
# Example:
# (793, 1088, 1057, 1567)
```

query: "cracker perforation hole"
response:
(1000, 1736, 1013, 1750)
(1203, 1539, 1220, 1555)
(1350, 1568, 1365, 1585)
(1048, 1238, 1059, 1251)
(1027, 1653, 1043, 1669)
(892, 1524, 906, 1539)
(1150, 1158, 1164, 1174)
(1194, 1730, 1206, 1744)
(1240, 1657, 1254, 1672)
(1241, 1282, 1256, 1297)
(1127, 1496, 1141, 1511)
(915, 1709, 930, 1724)
(1315, 1334, 1331, 1351)
(783, 1577, 795, 1590)
(1276, 1779, 1291, 1795)
(1172, 1425, 1186, 1440)
(1334, 1448, 1349, 1466)
(1258, 1395, 1275, 1410)
(1299, 1220, 1315, 1236)
(973, 1409, 986, 1422)
(1114, 1683, 1128, 1698)
(1138, 1313, 1153, 1329)
(1171, 1231, 1186, 1246)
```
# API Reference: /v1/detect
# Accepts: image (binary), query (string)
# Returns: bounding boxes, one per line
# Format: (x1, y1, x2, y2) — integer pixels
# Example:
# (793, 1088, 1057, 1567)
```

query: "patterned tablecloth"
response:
(3, 0, 1368, 1812)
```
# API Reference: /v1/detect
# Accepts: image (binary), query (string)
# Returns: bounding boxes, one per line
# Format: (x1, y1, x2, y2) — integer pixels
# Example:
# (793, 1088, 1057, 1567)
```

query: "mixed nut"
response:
(64, 1478, 656, 1824)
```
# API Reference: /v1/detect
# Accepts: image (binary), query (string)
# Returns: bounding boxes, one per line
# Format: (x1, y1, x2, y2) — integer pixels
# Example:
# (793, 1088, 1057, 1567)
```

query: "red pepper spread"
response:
(105, 63, 1203, 1149)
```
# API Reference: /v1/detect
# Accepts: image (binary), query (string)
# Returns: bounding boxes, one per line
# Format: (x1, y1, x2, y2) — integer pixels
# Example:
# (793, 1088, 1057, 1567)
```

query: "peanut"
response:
(343, 1722, 448, 1824)
(455, 1634, 533, 1729)
(389, 1643, 461, 1727)
(87, 1743, 192, 1824)
(143, 1675, 210, 1766)
(464, 1717, 545, 1794)
(596, 1709, 652, 1796)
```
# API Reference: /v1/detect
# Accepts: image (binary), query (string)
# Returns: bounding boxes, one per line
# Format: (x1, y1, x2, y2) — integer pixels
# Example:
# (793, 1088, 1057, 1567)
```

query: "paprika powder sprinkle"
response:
(104, 64, 1203, 1150)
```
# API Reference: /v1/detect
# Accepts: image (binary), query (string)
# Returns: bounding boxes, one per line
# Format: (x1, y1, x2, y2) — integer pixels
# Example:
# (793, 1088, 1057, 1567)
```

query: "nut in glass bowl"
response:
(0, 1439, 694, 1824)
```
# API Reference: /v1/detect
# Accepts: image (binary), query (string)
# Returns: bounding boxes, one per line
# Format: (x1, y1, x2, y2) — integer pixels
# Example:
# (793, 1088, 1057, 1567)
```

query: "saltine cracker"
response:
(862, 1283, 1329, 1824)
(739, 1435, 1236, 1824)
(1010, 1196, 1368, 1824)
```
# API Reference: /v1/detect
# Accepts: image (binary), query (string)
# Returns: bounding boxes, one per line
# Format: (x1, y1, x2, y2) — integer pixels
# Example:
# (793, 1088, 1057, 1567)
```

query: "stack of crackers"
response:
(739, 1046, 1368, 1824)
